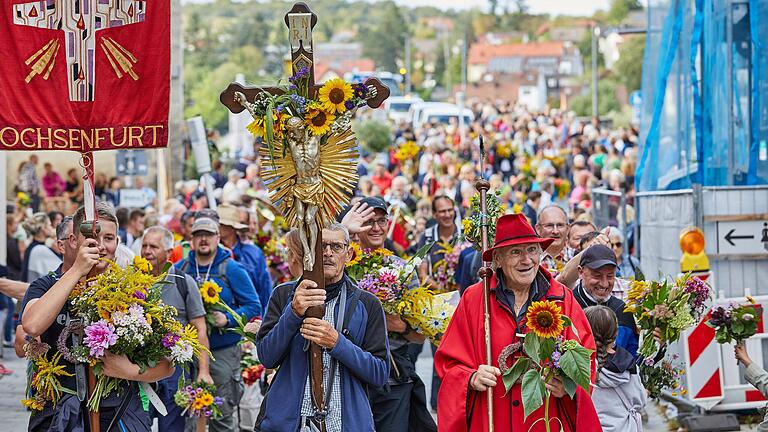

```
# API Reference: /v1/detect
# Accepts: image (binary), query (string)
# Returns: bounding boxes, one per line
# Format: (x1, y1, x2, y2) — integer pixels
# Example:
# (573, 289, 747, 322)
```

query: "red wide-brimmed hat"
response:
(482, 213, 555, 261)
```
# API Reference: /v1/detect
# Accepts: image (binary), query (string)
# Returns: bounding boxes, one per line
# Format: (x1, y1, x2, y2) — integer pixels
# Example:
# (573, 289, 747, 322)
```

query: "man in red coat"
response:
(434, 213, 601, 431)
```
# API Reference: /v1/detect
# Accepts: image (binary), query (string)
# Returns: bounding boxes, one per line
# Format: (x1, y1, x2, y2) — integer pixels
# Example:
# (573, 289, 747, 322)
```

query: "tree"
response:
(434, 44, 446, 87)
(607, 0, 642, 25)
(361, 1, 407, 72)
(354, 120, 392, 154)
(613, 35, 646, 93)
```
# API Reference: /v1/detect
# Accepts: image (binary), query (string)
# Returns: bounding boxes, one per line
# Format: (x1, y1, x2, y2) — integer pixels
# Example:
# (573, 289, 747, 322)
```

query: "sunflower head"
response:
(200, 281, 222, 305)
(305, 105, 335, 136)
(526, 300, 564, 339)
(346, 242, 363, 267)
(246, 117, 266, 137)
(318, 78, 353, 114)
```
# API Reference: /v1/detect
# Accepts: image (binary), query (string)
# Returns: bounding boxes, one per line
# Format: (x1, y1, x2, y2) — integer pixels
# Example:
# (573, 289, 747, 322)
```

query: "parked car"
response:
(385, 95, 423, 124)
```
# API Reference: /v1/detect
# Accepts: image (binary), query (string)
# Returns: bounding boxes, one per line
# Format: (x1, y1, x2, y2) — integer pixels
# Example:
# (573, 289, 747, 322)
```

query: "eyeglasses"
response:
(502, 245, 542, 259)
(322, 242, 348, 254)
(540, 223, 567, 230)
(612, 242, 623, 248)
(363, 218, 389, 228)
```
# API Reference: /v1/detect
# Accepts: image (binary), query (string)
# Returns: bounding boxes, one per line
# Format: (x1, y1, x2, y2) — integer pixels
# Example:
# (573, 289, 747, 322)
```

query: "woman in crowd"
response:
(21, 213, 61, 283)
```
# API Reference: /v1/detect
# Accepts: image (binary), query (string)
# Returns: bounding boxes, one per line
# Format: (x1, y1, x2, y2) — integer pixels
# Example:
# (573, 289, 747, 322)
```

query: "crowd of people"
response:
(0, 100, 763, 432)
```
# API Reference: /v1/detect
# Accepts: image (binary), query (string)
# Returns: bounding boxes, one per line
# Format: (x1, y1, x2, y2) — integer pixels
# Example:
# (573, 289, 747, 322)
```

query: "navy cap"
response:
(359, 196, 389, 213)
(580, 244, 618, 269)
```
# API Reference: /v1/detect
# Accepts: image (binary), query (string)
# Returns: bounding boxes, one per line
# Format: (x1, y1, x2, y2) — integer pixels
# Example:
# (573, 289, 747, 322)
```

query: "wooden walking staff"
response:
(475, 136, 495, 430)
(219, 3, 389, 426)
(79, 151, 102, 432)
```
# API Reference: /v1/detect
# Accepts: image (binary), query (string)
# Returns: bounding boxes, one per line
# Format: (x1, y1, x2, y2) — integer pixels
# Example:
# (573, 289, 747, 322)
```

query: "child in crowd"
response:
(735, 343, 768, 430)
(585, 305, 647, 432)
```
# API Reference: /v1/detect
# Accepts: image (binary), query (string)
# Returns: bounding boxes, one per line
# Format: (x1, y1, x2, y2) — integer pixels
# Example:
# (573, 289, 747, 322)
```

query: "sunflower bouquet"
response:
(345, 244, 393, 281)
(462, 190, 503, 251)
(706, 297, 762, 344)
(394, 140, 420, 163)
(242, 66, 378, 162)
(199, 280, 225, 329)
(499, 301, 593, 429)
(65, 256, 208, 411)
(16, 191, 31, 207)
(625, 275, 711, 357)
(174, 380, 224, 419)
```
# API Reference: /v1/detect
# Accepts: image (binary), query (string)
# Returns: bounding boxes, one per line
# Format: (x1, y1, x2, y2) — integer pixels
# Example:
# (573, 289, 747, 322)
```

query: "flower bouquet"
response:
(174, 381, 224, 419)
(345, 244, 393, 281)
(706, 297, 762, 344)
(431, 241, 470, 293)
(500, 301, 593, 429)
(462, 190, 503, 252)
(16, 191, 31, 207)
(65, 256, 208, 410)
(394, 140, 420, 163)
(639, 356, 686, 399)
(624, 275, 710, 357)
(199, 280, 225, 329)
(22, 338, 74, 412)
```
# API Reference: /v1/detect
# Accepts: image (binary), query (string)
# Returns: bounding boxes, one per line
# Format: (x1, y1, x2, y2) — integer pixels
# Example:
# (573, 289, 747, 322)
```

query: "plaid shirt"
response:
(300, 295, 342, 432)
(18, 162, 39, 194)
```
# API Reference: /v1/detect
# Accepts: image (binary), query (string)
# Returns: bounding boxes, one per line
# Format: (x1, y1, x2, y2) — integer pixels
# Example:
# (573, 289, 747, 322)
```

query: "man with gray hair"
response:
(535, 205, 569, 274)
(141, 225, 212, 432)
(256, 223, 390, 431)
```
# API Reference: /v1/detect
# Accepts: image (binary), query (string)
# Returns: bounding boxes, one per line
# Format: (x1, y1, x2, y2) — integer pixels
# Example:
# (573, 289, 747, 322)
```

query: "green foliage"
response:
(360, 1, 407, 72)
(559, 345, 592, 392)
(353, 120, 392, 154)
(523, 332, 541, 363)
(614, 35, 646, 93)
(504, 358, 531, 395)
(607, 0, 643, 25)
(521, 369, 546, 419)
(569, 78, 622, 117)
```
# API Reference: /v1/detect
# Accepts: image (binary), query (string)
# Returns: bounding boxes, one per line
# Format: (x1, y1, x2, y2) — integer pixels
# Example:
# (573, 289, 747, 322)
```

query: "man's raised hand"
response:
(291, 280, 326, 317)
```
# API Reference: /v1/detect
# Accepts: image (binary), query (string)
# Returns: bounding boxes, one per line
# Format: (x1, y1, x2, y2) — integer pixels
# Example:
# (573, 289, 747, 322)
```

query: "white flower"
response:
(411, 257, 422, 267)
(170, 342, 194, 363)
(403, 264, 414, 275)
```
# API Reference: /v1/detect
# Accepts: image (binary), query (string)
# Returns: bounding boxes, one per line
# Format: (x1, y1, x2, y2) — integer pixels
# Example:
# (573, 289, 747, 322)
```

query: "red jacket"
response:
(434, 268, 601, 432)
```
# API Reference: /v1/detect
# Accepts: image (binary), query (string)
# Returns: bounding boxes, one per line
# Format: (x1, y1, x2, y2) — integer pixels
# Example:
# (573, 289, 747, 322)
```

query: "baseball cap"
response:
(359, 196, 388, 213)
(191, 217, 219, 235)
(579, 244, 618, 269)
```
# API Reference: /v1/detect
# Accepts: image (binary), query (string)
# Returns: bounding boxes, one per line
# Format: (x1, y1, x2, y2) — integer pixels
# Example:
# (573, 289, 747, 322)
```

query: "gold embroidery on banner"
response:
(102, 37, 139, 80)
(24, 39, 60, 83)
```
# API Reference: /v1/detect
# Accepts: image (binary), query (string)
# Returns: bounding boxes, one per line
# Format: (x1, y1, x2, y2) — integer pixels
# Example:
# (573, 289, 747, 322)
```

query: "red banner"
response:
(0, 0, 169, 152)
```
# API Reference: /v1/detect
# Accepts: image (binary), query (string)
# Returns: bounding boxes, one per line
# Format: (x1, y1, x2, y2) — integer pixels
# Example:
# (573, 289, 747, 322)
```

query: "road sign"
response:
(716, 220, 768, 255)
(116, 150, 148, 176)
(119, 189, 150, 208)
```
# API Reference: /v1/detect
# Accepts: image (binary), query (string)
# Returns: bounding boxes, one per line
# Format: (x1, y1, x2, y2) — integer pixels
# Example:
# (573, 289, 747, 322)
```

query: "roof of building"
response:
(468, 41, 566, 65)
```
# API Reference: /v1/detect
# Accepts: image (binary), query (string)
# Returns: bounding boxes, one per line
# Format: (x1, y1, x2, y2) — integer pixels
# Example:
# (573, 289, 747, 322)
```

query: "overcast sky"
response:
(389, 0, 612, 16)
(182, 0, 614, 17)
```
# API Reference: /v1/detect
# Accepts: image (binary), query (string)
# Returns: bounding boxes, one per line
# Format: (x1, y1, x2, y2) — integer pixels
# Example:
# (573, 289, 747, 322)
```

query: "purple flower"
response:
(133, 290, 146, 300)
(354, 83, 368, 98)
(204, 409, 212, 417)
(214, 396, 224, 406)
(162, 333, 180, 348)
(83, 320, 118, 358)
(551, 351, 561, 368)
(344, 101, 355, 110)
(644, 357, 656, 366)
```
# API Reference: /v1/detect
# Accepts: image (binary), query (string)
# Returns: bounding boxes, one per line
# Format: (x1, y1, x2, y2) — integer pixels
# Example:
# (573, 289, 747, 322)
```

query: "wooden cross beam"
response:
(219, 2, 389, 423)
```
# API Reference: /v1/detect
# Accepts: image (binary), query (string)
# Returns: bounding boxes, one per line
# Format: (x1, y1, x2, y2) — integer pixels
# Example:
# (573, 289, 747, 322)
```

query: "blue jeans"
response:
(151, 366, 189, 432)
(0, 295, 14, 343)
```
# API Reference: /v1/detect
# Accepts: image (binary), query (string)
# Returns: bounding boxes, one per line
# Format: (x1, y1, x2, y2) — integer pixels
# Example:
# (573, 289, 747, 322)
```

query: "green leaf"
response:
(521, 369, 545, 419)
(559, 346, 592, 392)
(503, 358, 530, 394)
(562, 375, 577, 399)
(540, 337, 556, 359)
(524, 332, 541, 364)
(561, 315, 573, 328)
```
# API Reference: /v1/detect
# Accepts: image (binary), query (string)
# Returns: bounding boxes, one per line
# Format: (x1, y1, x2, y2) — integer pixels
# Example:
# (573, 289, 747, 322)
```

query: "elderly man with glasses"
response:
(255, 223, 389, 432)
(435, 214, 600, 431)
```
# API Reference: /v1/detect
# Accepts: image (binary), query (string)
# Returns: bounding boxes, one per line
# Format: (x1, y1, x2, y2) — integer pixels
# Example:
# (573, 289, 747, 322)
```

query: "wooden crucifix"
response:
(219, 2, 389, 426)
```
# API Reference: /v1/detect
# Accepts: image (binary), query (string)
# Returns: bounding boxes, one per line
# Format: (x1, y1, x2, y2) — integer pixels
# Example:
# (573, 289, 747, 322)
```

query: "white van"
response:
(415, 104, 474, 129)
(410, 102, 456, 130)
(385, 95, 423, 124)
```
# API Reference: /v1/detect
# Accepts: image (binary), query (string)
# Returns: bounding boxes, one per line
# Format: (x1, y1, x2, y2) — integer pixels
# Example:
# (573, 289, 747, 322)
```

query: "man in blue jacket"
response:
(176, 217, 262, 432)
(256, 224, 389, 432)
(573, 244, 639, 357)
(217, 204, 273, 308)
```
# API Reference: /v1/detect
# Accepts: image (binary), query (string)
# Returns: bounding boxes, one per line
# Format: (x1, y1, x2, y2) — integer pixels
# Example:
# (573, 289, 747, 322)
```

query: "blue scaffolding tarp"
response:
(637, 0, 768, 191)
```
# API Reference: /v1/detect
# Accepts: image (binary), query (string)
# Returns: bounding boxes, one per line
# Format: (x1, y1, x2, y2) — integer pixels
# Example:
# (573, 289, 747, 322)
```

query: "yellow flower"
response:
(395, 141, 420, 162)
(681, 389, 688, 395)
(22, 398, 45, 411)
(627, 280, 648, 302)
(305, 105, 335, 136)
(747, 296, 756, 304)
(526, 300, 565, 339)
(376, 248, 393, 257)
(200, 393, 214, 406)
(246, 117, 266, 137)
(318, 78, 353, 114)
(193, 397, 206, 410)
(200, 281, 222, 305)
(346, 243, 363, 267)
(461, 218, 472, 234)
(133, 256, 153, 274)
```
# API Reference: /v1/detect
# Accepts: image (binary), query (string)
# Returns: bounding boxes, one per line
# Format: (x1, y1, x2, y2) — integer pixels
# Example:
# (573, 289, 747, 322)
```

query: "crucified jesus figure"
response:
(285, 116, 322, 270)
